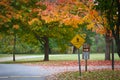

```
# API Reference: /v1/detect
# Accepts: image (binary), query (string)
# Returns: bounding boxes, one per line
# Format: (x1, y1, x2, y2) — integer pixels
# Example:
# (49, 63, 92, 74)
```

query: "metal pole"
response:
(112, 38, 114, 70)
(85, 60, 87, 71)
(78, 49, 81, 76)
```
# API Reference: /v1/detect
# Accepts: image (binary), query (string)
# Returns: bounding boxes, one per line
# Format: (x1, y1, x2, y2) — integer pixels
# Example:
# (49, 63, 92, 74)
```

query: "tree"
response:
(82, 0, 119, 60)
(2, 0, 76, 61)
(0, 0, 23, 61)
(94, 0, 120, 57)
(0, 0, 103, 61)
(13, 0, 93, 61)
(28, 0, 90, 61)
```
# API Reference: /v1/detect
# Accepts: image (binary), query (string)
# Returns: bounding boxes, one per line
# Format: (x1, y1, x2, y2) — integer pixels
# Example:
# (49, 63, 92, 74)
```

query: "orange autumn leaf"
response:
(36, 0, 88, 28)
(13, 25, 19, 30)
(87, 23, 95, 30)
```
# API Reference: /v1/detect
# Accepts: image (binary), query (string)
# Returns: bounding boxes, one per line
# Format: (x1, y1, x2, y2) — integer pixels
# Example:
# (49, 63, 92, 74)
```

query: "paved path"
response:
(0, 64, 54, 80)
(0, 56, 43, 62)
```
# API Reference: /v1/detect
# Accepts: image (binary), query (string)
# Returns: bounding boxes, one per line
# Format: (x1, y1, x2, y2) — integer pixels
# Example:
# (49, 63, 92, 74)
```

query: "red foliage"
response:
(57, 0, 65, 3)
(55, 60, 120, 66)
(28, 60, 120, 67)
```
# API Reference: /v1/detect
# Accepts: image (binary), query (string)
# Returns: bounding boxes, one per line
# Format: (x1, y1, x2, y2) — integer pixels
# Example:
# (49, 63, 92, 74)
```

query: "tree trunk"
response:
(115, 38, 120, 57)
(111, 0, 120, 57)
(33, 33, 50, 61)
(117, 42, 120, 57)
(115, 0, 120, 57)
(43, 36, 49, 61)
(73, 46, 77, 54)
(13, 34, 16, 61)
(105, 31, 111, 60)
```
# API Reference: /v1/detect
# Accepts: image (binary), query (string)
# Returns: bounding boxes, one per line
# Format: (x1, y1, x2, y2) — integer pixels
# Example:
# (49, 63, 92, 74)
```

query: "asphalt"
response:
(0, 64, 50, 80)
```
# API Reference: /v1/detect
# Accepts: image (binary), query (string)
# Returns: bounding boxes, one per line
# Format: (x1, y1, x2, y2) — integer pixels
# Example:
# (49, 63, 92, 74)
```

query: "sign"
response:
(83, 43, 90, 52)
(82, 43, 90, 72)
(71, 34, 85, 76)
(71, 34, 85, 49)
(82, 43, 90, 60)
(83, 52, 89, 60)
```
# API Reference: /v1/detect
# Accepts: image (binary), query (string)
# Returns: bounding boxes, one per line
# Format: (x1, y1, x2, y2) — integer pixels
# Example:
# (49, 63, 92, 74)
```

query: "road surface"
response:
(0, 63, 79, 80)
(0, 64, 52, 80)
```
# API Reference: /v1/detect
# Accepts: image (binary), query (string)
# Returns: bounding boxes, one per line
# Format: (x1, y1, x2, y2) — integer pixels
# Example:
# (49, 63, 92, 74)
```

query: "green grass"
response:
(0, 54, 12, 58)
(27, 53, 119, 61)
(51, 70, 120, 80)
(0, 53, 119, 63)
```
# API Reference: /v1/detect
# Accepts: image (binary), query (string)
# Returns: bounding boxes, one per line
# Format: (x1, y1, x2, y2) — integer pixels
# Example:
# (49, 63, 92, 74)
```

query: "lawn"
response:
(0, 54, 12, 58)
(49, 70, 120, 80)
(0, 53, 119, 67)
(0, 53, 119, 62)
(18, 53, 120, 61)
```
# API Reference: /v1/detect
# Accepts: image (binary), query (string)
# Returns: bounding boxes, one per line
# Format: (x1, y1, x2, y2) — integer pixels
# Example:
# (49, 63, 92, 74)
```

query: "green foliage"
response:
(94, 0, 117, 16)
(0, 34, 41, 54)
(11, 0, 40, 9)
(91, 34, 105, 53)
(78, 23, 96, 45)
(94, 0, 120, 57)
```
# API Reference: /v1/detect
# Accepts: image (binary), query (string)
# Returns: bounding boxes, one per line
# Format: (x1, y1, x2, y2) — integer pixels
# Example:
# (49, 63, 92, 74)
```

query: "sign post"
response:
(71, 34, 85, 76)
(111, 38, 114, 70)
(78, 49, 81, 76)
(82, 43, 90, 72)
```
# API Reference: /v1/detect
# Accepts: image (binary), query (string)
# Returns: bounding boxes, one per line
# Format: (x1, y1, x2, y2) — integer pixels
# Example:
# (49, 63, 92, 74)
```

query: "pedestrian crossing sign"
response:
(71, 34, 85, 49)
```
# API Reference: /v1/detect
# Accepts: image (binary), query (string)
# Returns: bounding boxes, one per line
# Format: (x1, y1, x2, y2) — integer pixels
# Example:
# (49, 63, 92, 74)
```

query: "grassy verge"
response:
(0, 54, 12, 58)
(0, 53, 119, 63)
(17, 53, 120, 60)
(49, 70, 120, 80)
(18, 53, 120, 61)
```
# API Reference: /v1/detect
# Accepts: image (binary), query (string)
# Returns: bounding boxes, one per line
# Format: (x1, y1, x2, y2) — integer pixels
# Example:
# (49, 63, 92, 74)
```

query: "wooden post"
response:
(111, 38, 114, 70)
(85, 60, 87, 71)
(78, 49, 81, 76)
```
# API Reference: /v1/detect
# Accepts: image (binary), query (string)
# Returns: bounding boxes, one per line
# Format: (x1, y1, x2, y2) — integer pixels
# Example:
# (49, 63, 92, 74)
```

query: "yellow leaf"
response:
(28, 18, 39, 25)
(87, 23, 94, 30)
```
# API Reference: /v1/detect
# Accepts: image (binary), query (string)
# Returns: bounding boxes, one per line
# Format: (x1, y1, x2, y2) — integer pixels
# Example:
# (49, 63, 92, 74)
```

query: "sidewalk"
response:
(0, 56, 43, 62)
